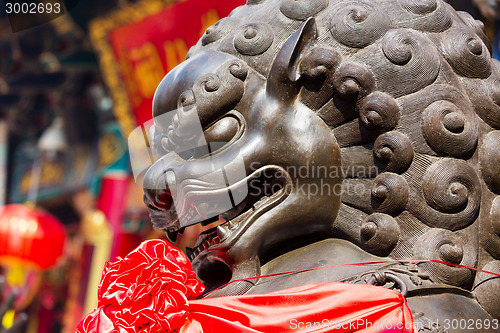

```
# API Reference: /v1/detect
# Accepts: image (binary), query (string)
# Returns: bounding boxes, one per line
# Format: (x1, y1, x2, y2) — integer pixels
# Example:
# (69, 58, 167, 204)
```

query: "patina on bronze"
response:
(143, 0, 500, 329)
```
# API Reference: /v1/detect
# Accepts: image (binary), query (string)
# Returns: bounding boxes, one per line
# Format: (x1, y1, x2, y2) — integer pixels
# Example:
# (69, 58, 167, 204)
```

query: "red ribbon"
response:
(206, 259, 500, 296)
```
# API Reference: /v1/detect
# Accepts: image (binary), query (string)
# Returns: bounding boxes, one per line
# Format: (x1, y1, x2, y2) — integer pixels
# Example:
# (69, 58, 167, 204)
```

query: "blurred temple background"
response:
(0, 0, 497, 332)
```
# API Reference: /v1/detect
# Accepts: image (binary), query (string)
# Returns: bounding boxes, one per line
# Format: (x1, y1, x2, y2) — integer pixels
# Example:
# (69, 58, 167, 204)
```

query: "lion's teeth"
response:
(217, 225, 229, 240)
(228, 220, 237, 229)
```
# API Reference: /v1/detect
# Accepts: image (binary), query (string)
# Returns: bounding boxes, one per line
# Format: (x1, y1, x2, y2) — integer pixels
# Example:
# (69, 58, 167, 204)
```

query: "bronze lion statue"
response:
(142, 0, 500, 328)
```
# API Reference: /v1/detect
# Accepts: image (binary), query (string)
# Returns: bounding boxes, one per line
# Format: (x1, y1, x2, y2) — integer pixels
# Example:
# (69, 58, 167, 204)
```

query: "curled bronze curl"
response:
(490, 73, 500, 107)
(360, 213, 400, 256)
(199, 74, 221, 93)
(491, 197, 500, 237)
(371, 173, 409, 216)
(373, 131, 414, 174)
(401, 0, 438, 14)
(332, 92, 399, 149)
(382, 28, 438, 68)
(457, 10, 491, 52)
(480, 131, 500, 194)
(234, 22, 274, 56)
(280, 0, 328, 21)
(299, 47, 340, 80)
(397, 0, 452, 32)
(422, 99, 478, 158)
(328, 0, 390, 48)
(408, 158, 481, 231)
(202, 17, 239, 46)
(356, 28, 441, 98)
(190, 61, 247, 117)
(462, 60, 500, 129)
(414, 229, 476, 287)
(333, 62, 375, 101)
(359, 91, 400, 133)
(228, 60, 249, 81)
(481, 197, 500, 260)
(441, 28, 491, 79)
(474, 261, 500, 319)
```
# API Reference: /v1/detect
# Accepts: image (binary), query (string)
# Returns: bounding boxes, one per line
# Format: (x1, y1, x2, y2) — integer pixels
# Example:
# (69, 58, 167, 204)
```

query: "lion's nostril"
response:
(153, 171, 176, 209)
(143, 169, 177, 212)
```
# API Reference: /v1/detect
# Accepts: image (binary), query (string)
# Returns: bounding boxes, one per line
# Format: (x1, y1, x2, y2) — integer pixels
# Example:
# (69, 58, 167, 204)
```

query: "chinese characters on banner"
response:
(90, 0, 246, 136)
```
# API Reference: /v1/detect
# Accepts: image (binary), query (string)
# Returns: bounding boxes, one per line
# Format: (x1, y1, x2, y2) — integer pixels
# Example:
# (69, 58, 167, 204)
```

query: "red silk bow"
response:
(77, 240, 416, 333)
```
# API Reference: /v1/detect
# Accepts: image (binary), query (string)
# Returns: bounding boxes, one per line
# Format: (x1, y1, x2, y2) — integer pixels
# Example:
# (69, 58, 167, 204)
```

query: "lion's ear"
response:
(266, 17, 316, 102)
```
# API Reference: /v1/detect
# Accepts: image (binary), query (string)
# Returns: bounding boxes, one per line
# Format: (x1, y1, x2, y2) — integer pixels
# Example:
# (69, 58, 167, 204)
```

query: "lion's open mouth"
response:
(186, 189, 285, 261)
(146, 165, 292, 261)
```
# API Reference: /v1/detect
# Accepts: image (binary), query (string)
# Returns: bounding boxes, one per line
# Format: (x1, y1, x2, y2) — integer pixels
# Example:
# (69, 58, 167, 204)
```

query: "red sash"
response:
(76, 240, 416, 333)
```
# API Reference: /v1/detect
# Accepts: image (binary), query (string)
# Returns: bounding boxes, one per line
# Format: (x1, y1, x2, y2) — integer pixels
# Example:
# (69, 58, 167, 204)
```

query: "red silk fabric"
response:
(182, 283, 416, 333)
(76, 240, 204, 333)
(77, 240, 416, 333)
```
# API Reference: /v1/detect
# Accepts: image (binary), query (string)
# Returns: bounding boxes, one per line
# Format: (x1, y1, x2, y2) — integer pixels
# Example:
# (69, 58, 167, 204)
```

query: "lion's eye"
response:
(204, 117, 239, 143)
(193, 116, 240, 158)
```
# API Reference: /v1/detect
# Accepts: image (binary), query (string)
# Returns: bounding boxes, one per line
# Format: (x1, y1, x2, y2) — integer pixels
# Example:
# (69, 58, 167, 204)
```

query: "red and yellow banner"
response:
(90, 0, 245, 136)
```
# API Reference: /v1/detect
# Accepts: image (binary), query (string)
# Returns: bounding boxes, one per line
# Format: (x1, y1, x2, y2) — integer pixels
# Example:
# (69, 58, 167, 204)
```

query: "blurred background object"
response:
(474, 0, 500, 19)
(0, 277, 28, 333)
(0, 204, 66, 315)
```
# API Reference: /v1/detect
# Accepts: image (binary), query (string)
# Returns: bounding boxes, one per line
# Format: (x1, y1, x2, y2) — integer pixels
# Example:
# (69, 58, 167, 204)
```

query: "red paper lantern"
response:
(0, 204, 67, 270)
